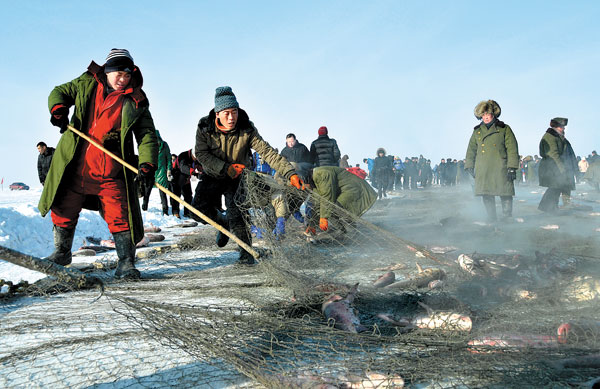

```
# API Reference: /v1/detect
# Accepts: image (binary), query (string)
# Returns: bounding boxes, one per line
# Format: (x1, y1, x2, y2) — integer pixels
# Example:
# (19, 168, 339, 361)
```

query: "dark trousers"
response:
(538, 187, 562, 213)
(141, 185, 170, 214)
(170, 181, 193, 216)
(192, 174, 251, 253)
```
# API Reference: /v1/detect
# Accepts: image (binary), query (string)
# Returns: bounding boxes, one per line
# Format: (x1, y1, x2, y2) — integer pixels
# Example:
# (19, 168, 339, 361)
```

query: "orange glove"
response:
(289, 174, 304, 190)
(227, 164, 245, 179)
(319, 217, 328, 231)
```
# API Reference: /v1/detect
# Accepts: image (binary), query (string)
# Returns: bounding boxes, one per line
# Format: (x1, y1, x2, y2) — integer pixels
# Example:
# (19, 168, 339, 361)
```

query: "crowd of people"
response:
(36, 49, 599, 277)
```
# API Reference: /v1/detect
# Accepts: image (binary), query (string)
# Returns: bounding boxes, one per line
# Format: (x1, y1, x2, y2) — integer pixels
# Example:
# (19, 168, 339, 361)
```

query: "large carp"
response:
(322, 283, 367, 333)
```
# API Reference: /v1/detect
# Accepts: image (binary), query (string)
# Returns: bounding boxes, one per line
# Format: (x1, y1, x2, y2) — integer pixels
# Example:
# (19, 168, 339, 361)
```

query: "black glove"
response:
(135, 163, 156, 191)
(50, 105, 69, 134)
(507, 168, 517, 181)
(466, 167, 475, 178)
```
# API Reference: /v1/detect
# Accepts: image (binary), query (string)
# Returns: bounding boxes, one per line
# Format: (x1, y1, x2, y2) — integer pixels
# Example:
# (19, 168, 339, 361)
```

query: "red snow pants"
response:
(51, 174, 130, 234)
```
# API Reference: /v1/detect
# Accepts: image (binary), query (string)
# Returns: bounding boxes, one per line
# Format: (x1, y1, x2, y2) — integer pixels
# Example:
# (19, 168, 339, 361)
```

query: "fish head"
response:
(557, 323, 571, 344)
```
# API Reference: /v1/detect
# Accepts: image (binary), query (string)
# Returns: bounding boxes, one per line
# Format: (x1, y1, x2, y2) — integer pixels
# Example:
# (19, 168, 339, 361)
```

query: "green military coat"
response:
(155, 130, 171, 187)
(464, 120, 519, 196)
(538, 129, 577, 190)
(39, 62, 158, 245)
(312, 166, 377, 219)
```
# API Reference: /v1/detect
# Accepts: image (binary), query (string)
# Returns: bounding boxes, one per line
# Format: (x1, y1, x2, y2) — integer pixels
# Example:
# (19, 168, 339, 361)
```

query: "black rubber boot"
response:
(215, 211, 230, 248)
(46, 225, 75, 266)
(500, 196, 513, 218)
(233, 226, 255, 265)
(482, 195, 497, 222)
(113, 231, 141, 280)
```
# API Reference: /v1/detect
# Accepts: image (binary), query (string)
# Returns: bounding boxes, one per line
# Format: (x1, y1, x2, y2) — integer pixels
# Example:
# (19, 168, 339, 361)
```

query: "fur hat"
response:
(376, 148, 386, 156)
(474, 100, 501, 120)
(318, 126, 328, 136)
(550, 117, 568, 128)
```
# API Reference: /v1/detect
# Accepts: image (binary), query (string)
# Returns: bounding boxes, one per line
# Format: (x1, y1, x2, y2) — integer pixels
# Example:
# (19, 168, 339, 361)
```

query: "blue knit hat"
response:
(214, 86, 239, 113)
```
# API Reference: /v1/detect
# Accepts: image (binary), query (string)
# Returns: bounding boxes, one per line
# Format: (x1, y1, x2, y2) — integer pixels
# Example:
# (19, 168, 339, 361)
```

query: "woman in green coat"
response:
(40, 49, 158, 279)
(465, 100, 519, 221)
(538, 117, 577, 212)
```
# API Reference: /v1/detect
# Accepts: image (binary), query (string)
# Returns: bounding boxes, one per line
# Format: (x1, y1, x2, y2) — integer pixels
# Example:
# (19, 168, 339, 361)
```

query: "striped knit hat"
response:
(104, 48, 134, 73)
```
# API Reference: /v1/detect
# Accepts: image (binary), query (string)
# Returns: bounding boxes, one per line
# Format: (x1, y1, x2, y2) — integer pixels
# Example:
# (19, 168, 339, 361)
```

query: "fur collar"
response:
(200, 108, 253, 134)
(546, 127, 565, 139)
(474, 120, 506, 130)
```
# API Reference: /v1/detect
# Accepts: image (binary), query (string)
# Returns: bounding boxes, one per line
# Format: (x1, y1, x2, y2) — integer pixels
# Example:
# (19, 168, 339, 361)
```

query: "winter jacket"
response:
(40, 61, 158, 244)
(176, 150, 197, 187)
(312, 166, 377, 219)
(465, 120, 519, 196)
(372, 155, 393, 187)
(280, 141, 311, 164)
(195, 109, 295, 180)
(37, 147, 55, 184)
(155, 130, 171, 187)
(309, 135, 341, 167)
(538, 128, 577, 190)
(584, 159, 600, 184)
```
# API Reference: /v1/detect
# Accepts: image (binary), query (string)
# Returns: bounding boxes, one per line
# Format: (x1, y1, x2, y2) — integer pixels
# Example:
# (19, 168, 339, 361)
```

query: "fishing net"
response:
(2, 171, 600, 388)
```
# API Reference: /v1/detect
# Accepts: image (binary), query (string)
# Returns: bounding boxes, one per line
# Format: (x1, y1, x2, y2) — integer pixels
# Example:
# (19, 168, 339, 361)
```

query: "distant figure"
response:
(280, 133, 311, 164)
(392, 156, 404, 190)
(310, 126, 341, 167)
(465, 99, 519, 221)
(339, 154, 350, 168)
(538, 117, 577, 212)
(141, 130, 171, 215)
(37, 141, 55, 186)
(172, 149, 198, 218)
(372, 148, 393, 199)
(363, 158, 374, 180)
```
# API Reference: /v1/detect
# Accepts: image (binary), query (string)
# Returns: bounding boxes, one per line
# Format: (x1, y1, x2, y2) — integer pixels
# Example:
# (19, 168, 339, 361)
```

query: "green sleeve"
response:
(48, 73, 87, 111)
(464, 131, 478, 169)
(504, 126, 520, 169)
(133, 109, 158, 166)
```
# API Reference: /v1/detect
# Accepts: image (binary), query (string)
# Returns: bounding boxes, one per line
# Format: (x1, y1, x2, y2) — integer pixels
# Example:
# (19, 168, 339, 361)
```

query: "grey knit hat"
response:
(214, 86, 239, 112)
(104, 48, 134, 73)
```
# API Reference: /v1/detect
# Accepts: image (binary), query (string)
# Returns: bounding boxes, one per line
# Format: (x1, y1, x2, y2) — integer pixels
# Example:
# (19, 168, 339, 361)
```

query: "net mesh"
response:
(2, 171, 600, 388)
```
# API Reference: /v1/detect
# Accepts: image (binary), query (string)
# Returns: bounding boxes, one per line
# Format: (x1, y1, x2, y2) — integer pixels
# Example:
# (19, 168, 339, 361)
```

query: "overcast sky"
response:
(1, 0, 598, 187)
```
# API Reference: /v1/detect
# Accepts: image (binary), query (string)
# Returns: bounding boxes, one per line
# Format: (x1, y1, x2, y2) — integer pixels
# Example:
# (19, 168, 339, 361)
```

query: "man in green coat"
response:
(192, 86, 304, 264)
(40, 49, 158, 279)
(538, 117, 577, 212)
(141, 130, 171, 215)
(465, 100, 519, 221)
(311, 166, 377, 232)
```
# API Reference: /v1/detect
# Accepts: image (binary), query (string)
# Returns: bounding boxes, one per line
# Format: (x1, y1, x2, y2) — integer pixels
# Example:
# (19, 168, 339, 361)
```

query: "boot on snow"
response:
(214, 211, 230, 248)
(113, 231, 140, 280)
(46, 225, 75, 266)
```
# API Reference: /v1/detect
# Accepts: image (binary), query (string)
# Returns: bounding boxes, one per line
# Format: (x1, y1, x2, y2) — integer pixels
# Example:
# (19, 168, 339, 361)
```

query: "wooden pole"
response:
(66, 125, 260, 259)
(0, 245, 103, 290)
